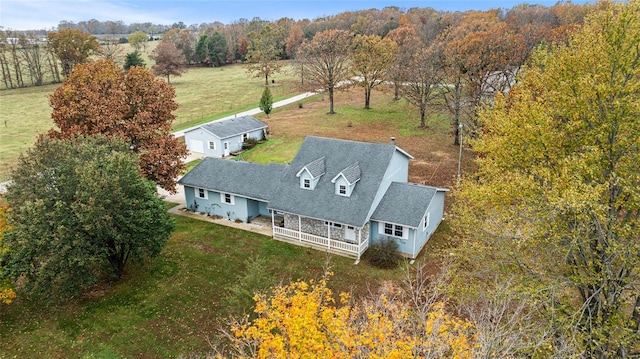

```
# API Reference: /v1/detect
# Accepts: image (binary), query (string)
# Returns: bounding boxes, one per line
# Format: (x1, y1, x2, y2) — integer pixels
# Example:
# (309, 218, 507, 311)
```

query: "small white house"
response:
(184, 116, 267, 157)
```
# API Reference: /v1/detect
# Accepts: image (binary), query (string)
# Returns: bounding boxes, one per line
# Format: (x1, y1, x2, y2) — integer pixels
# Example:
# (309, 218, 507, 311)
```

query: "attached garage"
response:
(189, 139, 204, 154)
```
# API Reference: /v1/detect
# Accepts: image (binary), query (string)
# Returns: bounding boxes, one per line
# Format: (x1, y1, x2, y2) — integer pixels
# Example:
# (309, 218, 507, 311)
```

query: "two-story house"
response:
(178, 136, 448, 261)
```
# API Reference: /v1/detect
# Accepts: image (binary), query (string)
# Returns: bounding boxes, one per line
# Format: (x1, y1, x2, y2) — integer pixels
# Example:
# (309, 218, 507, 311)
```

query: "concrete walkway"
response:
(167, 205, 274, 237)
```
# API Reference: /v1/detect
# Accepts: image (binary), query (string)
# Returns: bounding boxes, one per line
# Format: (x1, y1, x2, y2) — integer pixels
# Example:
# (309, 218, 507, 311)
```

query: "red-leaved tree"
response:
(46, 59, 187, 192)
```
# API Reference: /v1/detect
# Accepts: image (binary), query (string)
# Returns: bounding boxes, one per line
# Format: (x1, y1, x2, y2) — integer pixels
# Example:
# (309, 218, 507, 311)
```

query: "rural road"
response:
(172, 91, 316, 137)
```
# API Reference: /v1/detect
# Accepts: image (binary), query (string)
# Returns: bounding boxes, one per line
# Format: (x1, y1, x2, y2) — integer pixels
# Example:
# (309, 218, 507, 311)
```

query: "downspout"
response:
(412, 228, 417, 259)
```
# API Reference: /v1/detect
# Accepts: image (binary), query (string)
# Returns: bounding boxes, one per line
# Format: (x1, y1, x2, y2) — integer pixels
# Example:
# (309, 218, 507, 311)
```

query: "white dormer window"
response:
(296, 157, 325, 190)
(331, 163, 361, 197)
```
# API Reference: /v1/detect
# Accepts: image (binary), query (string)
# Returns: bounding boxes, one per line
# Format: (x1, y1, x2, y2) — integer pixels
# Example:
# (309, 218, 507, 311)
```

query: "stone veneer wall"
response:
(284, 213, 370, 243)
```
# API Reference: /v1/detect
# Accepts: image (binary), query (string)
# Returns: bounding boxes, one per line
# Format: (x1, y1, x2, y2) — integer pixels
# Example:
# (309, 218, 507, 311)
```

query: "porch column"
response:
(357, 228, 362, 261)
(412, 230, 417, 258)
(298, 215, 302, 241)
(327, 223, 331, 249)
(271, 211, 275, 237)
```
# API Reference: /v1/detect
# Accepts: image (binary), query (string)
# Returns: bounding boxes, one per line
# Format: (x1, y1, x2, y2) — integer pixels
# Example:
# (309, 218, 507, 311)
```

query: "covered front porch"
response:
(270, 212, 369, 262)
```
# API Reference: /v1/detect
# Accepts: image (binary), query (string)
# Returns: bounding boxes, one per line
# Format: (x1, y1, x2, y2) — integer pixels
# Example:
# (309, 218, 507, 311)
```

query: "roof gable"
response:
(187, 116, 267, 139)
(372, 182, 448, 228)
(296, 157, 325, 179)
(331, 163, 361, 185)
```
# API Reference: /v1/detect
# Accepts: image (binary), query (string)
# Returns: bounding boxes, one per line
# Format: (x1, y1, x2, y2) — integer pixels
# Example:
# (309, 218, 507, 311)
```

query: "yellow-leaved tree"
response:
(218, 272, 475, 359)
(0, 202, 16, 305)
(451, 1, 640, 357)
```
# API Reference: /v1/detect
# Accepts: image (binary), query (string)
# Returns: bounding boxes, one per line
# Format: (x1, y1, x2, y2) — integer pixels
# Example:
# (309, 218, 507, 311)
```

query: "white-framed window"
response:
(325, 221, 342, 228)
(423, 213, 430, 231)
(220, 192, 235, 205)
(303, 179, 311, 189)
(208, 141, 216, 150)
(196, 187, 208, 199)
(339, 185, 347, 195)
(380, 222, 407, 239)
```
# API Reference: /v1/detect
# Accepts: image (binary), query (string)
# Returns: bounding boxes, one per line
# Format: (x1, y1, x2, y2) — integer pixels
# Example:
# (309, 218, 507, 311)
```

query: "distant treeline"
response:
(1, 3, 595, 90)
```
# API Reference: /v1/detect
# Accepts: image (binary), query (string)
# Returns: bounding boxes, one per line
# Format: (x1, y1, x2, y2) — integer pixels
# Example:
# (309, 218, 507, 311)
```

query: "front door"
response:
(223, 141, 230, 156)
(345, 226, 356, 242)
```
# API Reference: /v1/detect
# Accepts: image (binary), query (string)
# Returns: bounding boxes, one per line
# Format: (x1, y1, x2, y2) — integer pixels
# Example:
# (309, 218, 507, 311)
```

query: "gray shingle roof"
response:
(333, 163, 361, 184)
(189, 116, 267, 139)
(298, 157, 325, 178)
(268, 136, 409, 227)
(371, 182, 441, 228)
(178, 158, 288, 202)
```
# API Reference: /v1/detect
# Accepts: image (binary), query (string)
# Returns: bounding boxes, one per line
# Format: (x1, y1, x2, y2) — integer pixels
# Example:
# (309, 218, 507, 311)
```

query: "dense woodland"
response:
(1, 2, 591, 88)
(1, 1, 639, 358)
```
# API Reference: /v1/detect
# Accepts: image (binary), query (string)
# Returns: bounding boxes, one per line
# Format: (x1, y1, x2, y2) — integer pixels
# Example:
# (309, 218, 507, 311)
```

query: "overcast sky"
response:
(1, 0, 592, 31)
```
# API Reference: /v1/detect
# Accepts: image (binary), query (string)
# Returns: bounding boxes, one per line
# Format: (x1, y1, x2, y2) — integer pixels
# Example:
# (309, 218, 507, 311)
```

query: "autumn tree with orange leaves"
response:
(46, 59, 187, 192)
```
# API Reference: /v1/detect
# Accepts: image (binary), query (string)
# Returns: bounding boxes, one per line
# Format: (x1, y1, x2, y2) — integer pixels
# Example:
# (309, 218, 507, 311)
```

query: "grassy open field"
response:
(0, 61, 300, 181)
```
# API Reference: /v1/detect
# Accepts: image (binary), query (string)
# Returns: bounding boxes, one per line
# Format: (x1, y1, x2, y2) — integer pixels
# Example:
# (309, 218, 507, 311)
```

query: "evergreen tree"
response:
(259, 86, 273, 118)
(123, 51, 146, 71)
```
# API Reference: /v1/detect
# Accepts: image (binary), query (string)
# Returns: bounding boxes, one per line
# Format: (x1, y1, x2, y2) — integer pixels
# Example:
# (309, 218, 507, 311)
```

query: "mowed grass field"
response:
(0, 61, 300, 181)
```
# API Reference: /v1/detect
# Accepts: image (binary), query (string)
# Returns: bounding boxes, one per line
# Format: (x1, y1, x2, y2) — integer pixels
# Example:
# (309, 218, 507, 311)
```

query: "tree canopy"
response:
(128, 30, 148, 52)
(297, 30, 352, 114)
(123, 51, 146, 71)
(451, 1, 640, 356)
(1, 136, 174, 300)
(244, 24, 285, 85)
(0, 202, 16, 305)
(150, 42, 187, 84)
(351, 34, 397, 109)
(220, 273, 475, 358)
(195, 32, 229, 67)
(47, 59, 187, 192)
(46, 29, 101, 77)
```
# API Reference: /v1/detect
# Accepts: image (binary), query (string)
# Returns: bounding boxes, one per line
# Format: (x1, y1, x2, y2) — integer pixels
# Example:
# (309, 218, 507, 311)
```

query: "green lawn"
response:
(0, 62, 301, 182)
(0, 214, 432, 358)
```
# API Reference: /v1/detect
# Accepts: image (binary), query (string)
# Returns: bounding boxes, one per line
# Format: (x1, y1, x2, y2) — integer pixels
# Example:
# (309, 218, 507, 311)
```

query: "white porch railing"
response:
(273, 226, 367, 258)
